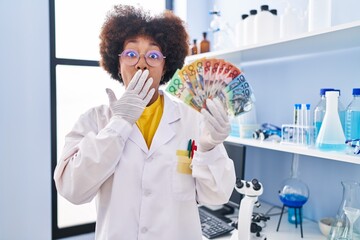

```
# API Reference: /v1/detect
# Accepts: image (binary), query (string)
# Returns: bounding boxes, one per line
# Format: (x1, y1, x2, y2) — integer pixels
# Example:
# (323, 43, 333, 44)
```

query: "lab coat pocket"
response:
(172, 169, 196, 201)
(172, 150, 196, 201)
(176, 150, 192, 175)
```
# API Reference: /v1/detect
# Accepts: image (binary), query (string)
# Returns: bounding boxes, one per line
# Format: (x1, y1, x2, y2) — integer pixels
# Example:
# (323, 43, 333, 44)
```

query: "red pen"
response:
(190, 140, 197, 159)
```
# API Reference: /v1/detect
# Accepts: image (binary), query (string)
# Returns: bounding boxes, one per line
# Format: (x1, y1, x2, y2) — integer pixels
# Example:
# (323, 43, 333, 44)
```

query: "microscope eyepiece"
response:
(252, 178, 261, 191)
(236, 178, 244, 188)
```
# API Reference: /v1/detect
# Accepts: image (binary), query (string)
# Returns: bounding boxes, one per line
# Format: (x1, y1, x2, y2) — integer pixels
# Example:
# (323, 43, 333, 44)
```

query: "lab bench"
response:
(202, 202, 325, 240)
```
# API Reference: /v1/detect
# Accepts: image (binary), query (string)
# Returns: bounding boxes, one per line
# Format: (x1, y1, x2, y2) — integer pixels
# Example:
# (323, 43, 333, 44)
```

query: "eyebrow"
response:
(124, 38, 160, 48)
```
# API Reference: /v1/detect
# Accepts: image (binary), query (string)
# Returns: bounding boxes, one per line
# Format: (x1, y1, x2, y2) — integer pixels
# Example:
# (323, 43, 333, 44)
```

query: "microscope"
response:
(230, 178, 268, 240)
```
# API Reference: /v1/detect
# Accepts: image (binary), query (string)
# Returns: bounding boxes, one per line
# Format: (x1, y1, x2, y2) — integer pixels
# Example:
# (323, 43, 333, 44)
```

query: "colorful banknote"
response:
(166, 58, 255, 116)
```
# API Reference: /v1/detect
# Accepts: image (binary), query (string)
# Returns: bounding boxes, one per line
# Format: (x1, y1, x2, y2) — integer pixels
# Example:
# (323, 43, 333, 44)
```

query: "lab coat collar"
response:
(148, 92, 180, 156)
(128, 91, 180, 156)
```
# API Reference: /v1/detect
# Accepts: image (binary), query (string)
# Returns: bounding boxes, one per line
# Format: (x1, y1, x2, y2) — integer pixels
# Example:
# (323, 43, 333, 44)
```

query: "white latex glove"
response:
(106, 69, 155, 125)
(199, 98, 231, 152)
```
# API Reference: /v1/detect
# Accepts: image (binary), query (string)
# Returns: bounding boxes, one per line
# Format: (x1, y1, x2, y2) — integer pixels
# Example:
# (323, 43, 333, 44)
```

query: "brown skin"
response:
(120, 36, 165, 105)
(99, 5, 189, 87)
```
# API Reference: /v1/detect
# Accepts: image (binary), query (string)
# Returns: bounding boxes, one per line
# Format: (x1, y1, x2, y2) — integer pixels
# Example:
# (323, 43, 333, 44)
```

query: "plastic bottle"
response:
(243, 9, 257, 46)
(191, 39, 198, 55)
(200, 32, 210, 53)
(308, 0, 332, 32)
(255, 5, 274, 44)
(345, 88, 360, 140)
(304, 103, 312, 145)
(235, 14, 248, 48)
(315, 91, 346, 151)
(280, 6, 302, 38)
(313, 88, 334, 140)
(270, 9, 280, 42)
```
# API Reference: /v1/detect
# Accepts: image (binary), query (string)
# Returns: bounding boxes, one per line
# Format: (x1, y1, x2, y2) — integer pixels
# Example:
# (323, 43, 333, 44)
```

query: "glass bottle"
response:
(191, 39, 198, 55)
(345, 88, 360, 140)
(328, 181, 360, 240)
(200, 32, 210, 53)
(279, 154, 309, 224)
(316, 91, 346, 151)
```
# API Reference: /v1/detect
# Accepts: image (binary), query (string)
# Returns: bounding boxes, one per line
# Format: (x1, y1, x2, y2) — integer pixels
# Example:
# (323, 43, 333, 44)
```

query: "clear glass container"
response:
(279, 178, 309, 208)
(279, 154, 310, 223)
(335, 89, 346, 134)
(316, 91, 346, 151)
(314, 88, 335, 140)
(328, 181, 360, 240)
(345, 88, 360, 140)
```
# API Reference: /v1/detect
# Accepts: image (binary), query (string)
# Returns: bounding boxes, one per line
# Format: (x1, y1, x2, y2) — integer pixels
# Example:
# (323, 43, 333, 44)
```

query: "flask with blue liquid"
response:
(314, 88, 334, 140)
(278, 154, 309, 224)
(335, 89, 346, 133)
(316, 91, 346, 151)
(345, 88, 360, 140)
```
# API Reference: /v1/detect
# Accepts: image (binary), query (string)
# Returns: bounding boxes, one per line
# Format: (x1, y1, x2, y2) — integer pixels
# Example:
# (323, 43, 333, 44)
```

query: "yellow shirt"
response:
(136, 95, 164, 148)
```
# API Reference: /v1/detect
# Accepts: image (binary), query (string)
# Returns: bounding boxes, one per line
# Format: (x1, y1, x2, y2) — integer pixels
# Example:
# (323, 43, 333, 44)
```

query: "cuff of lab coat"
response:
(98, 116, 132, 139)
(191, 145, 223, 166)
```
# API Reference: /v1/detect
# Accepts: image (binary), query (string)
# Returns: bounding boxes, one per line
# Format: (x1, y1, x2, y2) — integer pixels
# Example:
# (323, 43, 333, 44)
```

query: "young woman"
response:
(54, 5, 235, 240)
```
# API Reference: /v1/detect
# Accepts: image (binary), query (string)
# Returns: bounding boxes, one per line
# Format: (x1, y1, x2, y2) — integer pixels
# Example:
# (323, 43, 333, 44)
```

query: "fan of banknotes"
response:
(165, 58, 255, 116)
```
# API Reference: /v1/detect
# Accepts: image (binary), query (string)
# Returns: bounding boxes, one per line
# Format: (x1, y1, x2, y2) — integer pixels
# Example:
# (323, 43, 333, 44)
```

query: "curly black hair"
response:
(99, 5, 189, 85)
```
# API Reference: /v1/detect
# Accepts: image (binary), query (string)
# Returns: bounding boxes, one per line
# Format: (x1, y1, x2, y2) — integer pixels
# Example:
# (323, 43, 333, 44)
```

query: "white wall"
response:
(0, 0, 51, 239)
(173, 0, 211, 47)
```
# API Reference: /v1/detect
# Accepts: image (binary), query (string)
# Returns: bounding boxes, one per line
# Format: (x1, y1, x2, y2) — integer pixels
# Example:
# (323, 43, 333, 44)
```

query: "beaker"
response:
(328, 181, 360, 240)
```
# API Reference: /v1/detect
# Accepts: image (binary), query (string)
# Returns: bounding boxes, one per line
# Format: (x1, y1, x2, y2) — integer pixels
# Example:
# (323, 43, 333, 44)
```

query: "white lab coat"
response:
(54, 91, 236, 240)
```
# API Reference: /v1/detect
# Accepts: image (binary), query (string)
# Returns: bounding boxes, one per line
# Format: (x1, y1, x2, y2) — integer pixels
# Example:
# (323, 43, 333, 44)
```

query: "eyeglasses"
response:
(118, 49, 166, 67)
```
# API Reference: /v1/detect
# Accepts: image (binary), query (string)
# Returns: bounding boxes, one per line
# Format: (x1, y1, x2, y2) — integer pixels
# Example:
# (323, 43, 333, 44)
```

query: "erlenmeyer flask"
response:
(316, 91, 346, 151)
(328, 181, 360, 240)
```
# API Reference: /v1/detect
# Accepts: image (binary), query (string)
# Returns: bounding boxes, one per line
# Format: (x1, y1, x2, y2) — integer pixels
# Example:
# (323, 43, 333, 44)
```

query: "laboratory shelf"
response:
(185, 20, 360, 65)
(186, 21, 360, 165)
(226, 136, 360, 165)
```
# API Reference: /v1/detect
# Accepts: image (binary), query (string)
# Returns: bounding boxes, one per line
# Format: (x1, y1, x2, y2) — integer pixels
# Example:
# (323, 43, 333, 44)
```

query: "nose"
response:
(135, 55, 148, 70)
